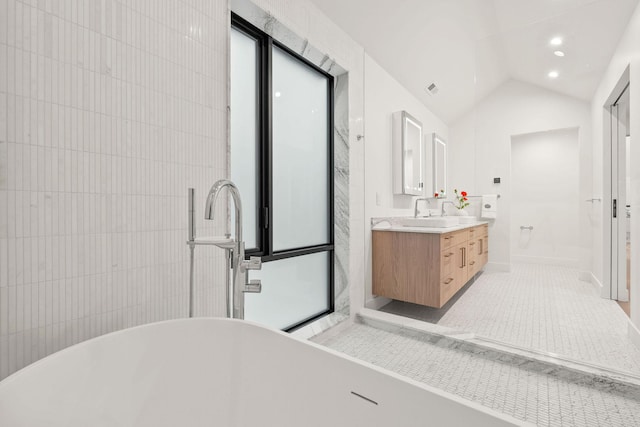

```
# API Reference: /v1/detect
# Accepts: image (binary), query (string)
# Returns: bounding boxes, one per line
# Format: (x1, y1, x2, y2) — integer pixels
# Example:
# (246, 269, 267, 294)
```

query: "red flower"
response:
(461, 191, 467, 197)
(463, 197, 468, 201)
(434, 192, 439, 198)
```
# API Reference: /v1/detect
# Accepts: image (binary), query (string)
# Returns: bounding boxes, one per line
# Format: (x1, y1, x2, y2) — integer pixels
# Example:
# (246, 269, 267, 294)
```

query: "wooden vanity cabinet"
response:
(479, 225, 489, 267)
(372, 224, 489, 308)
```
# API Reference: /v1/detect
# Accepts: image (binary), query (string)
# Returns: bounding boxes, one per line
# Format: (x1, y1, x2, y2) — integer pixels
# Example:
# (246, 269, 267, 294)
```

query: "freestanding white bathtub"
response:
(0, 318, 526, 426)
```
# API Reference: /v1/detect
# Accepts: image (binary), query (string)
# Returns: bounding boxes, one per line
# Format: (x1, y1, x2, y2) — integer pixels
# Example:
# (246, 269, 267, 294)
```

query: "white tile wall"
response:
(0, 0, 229, 380)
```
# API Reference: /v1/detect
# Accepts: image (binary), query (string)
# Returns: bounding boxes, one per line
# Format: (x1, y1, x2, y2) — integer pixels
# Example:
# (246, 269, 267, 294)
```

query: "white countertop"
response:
(372, 219, 488, 234)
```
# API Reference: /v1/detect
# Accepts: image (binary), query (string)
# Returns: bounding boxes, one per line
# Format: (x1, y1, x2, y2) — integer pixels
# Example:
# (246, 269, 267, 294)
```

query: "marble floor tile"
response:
(318, 323, 640, 427)
(380, 263, 640, 375)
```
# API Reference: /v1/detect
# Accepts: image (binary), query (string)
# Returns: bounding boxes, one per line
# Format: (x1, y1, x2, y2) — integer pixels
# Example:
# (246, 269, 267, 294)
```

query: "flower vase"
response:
(455, 208, 468, 216)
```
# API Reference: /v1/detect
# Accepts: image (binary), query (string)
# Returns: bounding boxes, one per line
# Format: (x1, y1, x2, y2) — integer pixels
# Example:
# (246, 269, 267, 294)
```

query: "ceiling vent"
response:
(425, 83, 439, 96)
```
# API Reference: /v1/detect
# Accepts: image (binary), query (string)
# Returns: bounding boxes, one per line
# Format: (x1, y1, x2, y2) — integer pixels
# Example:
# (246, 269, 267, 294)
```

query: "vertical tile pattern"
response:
(0, 0, 229, 380)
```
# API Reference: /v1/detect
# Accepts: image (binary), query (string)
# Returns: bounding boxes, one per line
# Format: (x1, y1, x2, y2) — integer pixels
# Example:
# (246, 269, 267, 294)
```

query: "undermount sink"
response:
(398, 216, 460, 228)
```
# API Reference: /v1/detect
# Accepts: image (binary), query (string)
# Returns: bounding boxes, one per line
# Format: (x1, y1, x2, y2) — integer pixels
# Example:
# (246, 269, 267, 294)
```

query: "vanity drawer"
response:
(441, 229, 468, 249)
(440, 275, 457, 305)
(467, 239, 478, 258)
(468, 227, 478, 240)
(440, 248, 456, 272)
(467, 244, 479, 275)
(468, 224, 488, 238)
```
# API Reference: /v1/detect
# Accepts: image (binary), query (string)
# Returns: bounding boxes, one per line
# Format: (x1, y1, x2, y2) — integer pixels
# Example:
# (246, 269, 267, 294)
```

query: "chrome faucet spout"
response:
(205, 179, 243, 244)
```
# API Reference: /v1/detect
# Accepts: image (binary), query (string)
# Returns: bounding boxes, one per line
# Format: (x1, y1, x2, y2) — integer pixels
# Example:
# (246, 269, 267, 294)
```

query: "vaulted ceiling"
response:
(309, 0, 639, 124)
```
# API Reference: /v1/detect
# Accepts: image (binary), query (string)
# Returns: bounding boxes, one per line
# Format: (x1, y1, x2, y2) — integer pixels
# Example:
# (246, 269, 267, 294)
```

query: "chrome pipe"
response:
(226, 246, 232, 318)
(188, 188, 196, 242)
(187, 188, 196, 318)
(189, 245, 195, 318)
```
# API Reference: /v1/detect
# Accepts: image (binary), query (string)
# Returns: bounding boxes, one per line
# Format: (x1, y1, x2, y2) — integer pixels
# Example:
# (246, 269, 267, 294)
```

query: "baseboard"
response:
(365, 296, 392, 310)
(628, 321, 640, 351)
(511, 255, 579, 268)
(589, 272, 604, 293)
(485, 262, 510, 272)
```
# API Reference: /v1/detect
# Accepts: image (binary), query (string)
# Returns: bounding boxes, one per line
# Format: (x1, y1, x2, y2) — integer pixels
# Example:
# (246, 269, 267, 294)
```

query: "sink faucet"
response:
(204, 179, 262, 319)
(441, 201, 455, 216)
(414, 198, 431, 217)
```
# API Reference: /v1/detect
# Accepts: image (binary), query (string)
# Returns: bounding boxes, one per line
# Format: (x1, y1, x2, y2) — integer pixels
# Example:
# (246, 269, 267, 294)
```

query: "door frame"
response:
(603, 66, 630, 301)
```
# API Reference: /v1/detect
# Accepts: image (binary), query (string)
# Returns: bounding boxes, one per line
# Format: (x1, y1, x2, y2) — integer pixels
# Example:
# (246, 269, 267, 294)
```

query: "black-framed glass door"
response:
(230, 14, 334, 331)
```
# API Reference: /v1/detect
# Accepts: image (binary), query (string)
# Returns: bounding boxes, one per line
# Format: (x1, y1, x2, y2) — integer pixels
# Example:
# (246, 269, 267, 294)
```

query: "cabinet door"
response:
(372, 231, 441, 306)
(468, 226, 478, 243)
(372, 231, 406, 300)
(474, 225, 489, 270)
(467, 238, 479, 277)
(452, 242, 468, 291)
(440, 248, 457, 306)
(479, 235, 489, 267)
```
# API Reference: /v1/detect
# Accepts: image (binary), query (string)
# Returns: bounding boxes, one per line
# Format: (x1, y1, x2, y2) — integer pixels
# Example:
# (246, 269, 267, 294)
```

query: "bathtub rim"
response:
(0, 317, 529, 426)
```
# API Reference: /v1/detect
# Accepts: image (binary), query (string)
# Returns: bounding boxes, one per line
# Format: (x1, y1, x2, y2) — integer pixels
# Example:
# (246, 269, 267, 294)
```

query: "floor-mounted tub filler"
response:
(0, 318, 528, 426)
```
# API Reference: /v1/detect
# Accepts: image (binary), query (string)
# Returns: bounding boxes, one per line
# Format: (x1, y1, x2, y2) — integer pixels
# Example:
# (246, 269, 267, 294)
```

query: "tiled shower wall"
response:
(0, 0, 229, 379)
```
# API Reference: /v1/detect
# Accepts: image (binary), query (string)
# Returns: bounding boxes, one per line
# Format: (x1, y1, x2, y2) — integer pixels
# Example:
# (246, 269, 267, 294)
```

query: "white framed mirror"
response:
(432, 133, 446, 197)
(392, 111, 424, 196)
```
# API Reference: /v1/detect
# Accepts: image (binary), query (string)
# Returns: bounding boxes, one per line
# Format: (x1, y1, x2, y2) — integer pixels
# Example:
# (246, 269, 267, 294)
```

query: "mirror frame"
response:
(392, 111, 424, 196)
(432, 133, 447, 197)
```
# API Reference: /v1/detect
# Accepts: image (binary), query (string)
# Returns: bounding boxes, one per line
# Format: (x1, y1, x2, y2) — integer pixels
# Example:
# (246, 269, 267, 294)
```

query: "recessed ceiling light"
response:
(550, 37, 563, 46)
(548, 70, 559, 79)
(554, 50, 565, 57)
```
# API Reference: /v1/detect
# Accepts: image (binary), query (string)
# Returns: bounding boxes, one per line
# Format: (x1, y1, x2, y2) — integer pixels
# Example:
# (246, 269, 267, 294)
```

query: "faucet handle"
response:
(244, 256, 262, 271)
(244, 280, 262, 293)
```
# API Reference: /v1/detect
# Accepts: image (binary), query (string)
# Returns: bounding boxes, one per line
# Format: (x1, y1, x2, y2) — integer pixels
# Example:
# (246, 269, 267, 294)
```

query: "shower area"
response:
(510, 127, 581, 268)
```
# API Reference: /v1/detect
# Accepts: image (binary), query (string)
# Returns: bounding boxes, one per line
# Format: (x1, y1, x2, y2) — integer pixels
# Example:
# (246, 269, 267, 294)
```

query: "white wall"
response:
(591, 1, 640, 328)
(449, 80, 591, 273)
(0, 0, 228, 379)
(363, 54, 448, 307)
(511, 128, 580, 267)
